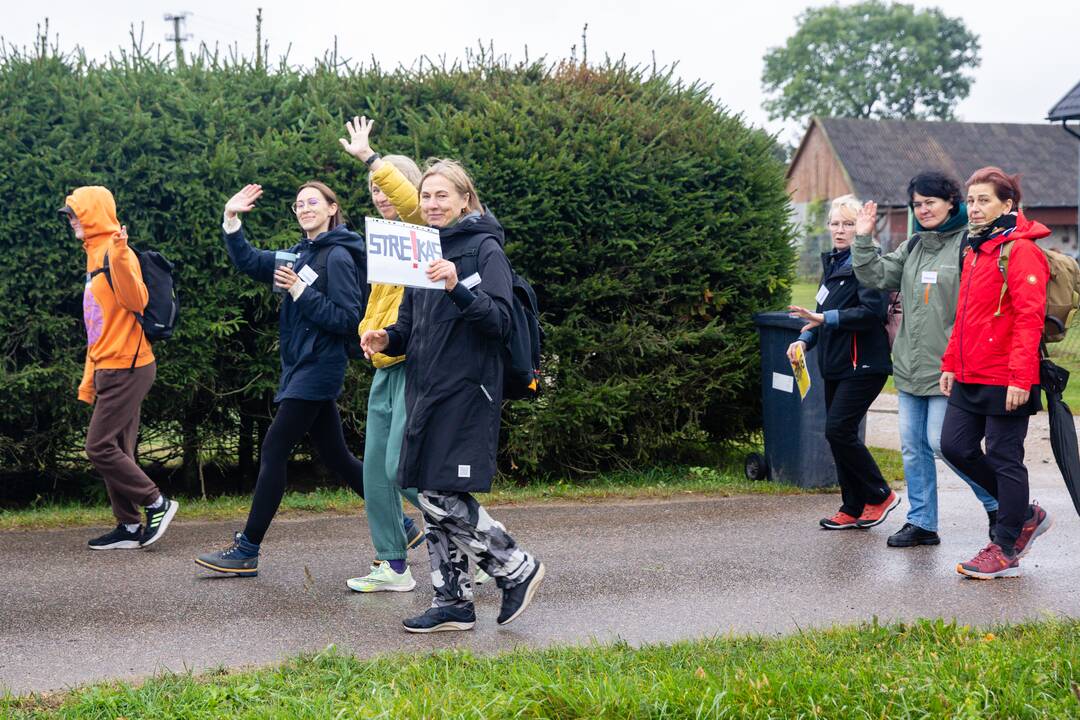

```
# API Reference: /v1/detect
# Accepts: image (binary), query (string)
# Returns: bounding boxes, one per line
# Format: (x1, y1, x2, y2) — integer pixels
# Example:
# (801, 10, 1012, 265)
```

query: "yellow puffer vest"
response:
(359, 161, 424, 368)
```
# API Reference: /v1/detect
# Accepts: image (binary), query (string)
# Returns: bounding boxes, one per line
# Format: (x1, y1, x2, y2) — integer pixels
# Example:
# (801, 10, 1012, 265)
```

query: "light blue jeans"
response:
(898, 390, 998, 531)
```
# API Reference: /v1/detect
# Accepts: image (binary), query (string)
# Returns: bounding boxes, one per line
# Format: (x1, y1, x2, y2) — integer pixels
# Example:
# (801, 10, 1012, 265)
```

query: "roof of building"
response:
(1049, 80, 1080, 121)
(790, 117, 1078, 207)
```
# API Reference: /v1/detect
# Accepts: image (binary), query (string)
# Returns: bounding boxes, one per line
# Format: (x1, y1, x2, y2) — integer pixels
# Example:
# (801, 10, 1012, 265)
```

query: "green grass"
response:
(1046, 340, 1080, 410)
(790, 280, 820, 310)
(874, 445, 904, 485)
(0, 449, 905, 531)
(6, 618, 1079, 718)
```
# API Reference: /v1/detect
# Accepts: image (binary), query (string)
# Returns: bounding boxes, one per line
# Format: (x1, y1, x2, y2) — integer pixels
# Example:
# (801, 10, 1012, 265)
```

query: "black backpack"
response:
(91, 246, 178, 368)
(505, 274, 543, 399)
(448, 237, 543, 401)
(303, 243, 367, 360)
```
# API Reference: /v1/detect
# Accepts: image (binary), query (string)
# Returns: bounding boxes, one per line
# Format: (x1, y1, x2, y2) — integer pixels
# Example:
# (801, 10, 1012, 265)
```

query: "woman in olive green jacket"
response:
(852, 171, 998, 548)
(339, 116, 426, 592)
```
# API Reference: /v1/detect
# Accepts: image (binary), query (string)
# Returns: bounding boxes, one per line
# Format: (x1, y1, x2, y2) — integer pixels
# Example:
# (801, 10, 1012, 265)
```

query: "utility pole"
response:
(255, 7, 263, 71)
(164, 12, 192, 66)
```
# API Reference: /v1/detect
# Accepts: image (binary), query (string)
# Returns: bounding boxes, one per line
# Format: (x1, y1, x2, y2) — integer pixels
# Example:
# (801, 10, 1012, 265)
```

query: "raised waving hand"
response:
(339, 116, 377, 163)
(224, 184, 264, 219)
(854, 201, 877, 236)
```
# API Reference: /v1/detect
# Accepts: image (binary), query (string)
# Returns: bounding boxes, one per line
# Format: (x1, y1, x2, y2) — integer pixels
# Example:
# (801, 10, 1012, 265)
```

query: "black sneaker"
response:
(886, 523, 941, 547)
(404, 516, 424, 551)
(195, 532, 260, 576)
(402, 605, 476, 633)
(88, 523, 143, 550)
(497, 562, 545, 625)
(987, 509, 998, 542)
(140, 497, 179, 548)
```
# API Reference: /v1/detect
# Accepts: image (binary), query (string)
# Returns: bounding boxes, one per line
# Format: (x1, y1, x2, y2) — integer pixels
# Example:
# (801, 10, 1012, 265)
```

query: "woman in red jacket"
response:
(940, 167, 1053, 579)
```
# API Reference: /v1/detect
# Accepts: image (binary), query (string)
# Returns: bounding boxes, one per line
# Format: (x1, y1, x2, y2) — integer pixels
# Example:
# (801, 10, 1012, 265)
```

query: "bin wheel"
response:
(744, 452, 768, 481)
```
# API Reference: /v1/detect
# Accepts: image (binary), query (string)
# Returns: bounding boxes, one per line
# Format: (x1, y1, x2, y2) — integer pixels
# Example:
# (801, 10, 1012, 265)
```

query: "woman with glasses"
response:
(195, 180, 375, 577)
(851, 171, 999, 548)
(787, 195, 898, 531)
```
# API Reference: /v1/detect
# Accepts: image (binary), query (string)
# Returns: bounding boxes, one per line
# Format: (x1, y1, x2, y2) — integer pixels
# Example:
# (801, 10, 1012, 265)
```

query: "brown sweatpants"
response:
(85, 362, 160, 524)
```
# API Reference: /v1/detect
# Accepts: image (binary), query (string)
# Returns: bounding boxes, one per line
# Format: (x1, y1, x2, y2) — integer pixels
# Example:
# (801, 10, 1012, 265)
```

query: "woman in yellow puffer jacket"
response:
(338, 116, 428, 593)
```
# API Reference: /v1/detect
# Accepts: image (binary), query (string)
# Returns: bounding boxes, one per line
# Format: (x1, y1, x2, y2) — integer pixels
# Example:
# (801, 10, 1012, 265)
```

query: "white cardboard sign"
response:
(365, 217, 444, 290)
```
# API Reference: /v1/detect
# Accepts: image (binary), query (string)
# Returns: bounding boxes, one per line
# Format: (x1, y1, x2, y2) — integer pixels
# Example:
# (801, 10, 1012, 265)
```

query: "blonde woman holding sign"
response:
(362, 160, 544, 633)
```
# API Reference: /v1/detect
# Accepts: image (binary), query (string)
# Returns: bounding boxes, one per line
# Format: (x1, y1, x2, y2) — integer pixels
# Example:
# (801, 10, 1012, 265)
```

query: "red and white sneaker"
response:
(855, 491, 900, 528)
(820, 511, 860, 530)
(957, 543, 1020, 580)
(1013, 503, 1052, 559)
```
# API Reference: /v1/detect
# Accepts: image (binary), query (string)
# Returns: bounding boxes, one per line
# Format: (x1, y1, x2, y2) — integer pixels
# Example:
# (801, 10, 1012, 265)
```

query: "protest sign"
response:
(365, 217, 444, 289)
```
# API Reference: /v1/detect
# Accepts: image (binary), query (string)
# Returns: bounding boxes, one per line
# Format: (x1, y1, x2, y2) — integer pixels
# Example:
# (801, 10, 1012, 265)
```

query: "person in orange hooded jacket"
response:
(939, 167, 1053, 579)
(62, 186, 178, 551)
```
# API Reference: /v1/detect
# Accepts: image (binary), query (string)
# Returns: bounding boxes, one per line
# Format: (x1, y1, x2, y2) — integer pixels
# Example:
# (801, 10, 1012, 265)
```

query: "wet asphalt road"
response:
(2, 462, 1079, 695)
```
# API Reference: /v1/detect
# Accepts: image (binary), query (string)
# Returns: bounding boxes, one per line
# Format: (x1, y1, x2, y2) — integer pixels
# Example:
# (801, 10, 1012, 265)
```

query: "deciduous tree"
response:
(762, 1, 980, 122)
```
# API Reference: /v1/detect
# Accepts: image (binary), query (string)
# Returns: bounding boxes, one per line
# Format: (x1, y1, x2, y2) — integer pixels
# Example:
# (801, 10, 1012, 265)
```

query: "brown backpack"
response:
(996, 241, 1080, 343)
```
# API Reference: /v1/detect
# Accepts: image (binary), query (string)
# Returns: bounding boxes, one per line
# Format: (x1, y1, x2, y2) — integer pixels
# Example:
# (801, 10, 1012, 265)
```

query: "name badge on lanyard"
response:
(815, 285, 829, 305)
(921, 271, 938, 284)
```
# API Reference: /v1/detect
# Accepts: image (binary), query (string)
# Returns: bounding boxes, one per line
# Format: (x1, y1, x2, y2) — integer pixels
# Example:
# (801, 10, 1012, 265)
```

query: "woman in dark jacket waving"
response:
(196, 181, 375, 577)
(362, 160, 544, 633)
(788, 195, 898, 531)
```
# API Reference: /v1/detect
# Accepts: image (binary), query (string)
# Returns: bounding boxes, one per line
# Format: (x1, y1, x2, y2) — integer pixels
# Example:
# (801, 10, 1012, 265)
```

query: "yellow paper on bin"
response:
(791, 344, 811, 400)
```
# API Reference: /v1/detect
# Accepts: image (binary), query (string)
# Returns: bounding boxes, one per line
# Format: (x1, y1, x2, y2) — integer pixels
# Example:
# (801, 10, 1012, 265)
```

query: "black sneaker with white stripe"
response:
(402, 604, 476, 633)
(140, 497, 178, 548)
(88, 524, 143, 550)
(497, 562, 546, 625)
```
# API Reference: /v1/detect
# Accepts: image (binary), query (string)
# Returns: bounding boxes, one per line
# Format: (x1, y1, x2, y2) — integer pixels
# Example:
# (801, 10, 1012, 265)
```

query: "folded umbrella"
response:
(1041, 358, 1080, 517)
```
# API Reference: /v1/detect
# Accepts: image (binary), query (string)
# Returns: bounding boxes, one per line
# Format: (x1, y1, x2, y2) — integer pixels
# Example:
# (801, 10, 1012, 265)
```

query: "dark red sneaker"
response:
(855, 491, 900, 528)
(1013, 503, 1052, 559)
(956, 543, 1019, 580)
(820, 511, 860, 530)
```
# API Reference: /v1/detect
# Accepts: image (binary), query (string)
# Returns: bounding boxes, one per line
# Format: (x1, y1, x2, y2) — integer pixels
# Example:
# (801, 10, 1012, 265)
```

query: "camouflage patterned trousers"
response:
(418, 490, 538, 609)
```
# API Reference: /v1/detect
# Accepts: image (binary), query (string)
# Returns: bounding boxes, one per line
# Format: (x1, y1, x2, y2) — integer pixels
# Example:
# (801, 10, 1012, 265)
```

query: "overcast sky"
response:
(6, 0, 1078, 144)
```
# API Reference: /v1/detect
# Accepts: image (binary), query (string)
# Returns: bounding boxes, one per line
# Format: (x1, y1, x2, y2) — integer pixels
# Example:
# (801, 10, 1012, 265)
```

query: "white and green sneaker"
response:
(346, 561, 416, 593)
(474, 568, 492, 586)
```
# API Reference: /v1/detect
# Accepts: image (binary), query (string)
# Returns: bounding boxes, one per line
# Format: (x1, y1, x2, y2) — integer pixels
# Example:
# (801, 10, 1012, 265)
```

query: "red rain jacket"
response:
(941, 212, 1050, 389)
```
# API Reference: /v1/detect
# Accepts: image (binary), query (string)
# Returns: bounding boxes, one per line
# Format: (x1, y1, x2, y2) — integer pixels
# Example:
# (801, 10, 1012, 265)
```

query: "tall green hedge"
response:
(0, 41, 794, 492)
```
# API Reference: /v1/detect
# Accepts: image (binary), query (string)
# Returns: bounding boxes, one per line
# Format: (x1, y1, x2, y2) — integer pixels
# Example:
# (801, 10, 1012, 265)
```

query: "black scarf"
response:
(968, 213, 1017, 253)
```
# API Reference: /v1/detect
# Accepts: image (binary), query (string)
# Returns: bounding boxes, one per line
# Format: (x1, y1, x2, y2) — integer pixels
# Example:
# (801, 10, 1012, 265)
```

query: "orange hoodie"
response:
(67, 187, 154, 403)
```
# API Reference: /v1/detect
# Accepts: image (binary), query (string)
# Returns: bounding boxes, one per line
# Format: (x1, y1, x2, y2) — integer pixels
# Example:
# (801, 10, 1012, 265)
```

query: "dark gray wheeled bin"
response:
(746, 312, 864, 488)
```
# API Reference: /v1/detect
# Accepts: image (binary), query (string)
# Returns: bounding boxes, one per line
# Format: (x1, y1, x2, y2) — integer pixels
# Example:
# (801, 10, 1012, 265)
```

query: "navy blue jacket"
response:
(384, 212, 513, 493)
(225, 224, 366, 402)
(799, 248, 892, 381)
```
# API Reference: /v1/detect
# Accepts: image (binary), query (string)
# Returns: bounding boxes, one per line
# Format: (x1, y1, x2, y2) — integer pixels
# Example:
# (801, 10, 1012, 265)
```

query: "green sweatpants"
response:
(363, 363, 420, 561)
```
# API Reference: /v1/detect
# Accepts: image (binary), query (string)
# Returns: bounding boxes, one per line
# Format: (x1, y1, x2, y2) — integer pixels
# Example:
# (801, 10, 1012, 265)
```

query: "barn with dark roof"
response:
(1048, 79, 1080, 124)
(786, 116, 1079, 252)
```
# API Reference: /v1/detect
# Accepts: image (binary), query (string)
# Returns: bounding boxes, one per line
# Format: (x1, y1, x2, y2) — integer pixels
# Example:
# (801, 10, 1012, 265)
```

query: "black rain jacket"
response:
(384, 212, 513, 493)
(799, 248, 892, 381)
(225, 224, 366, 402)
